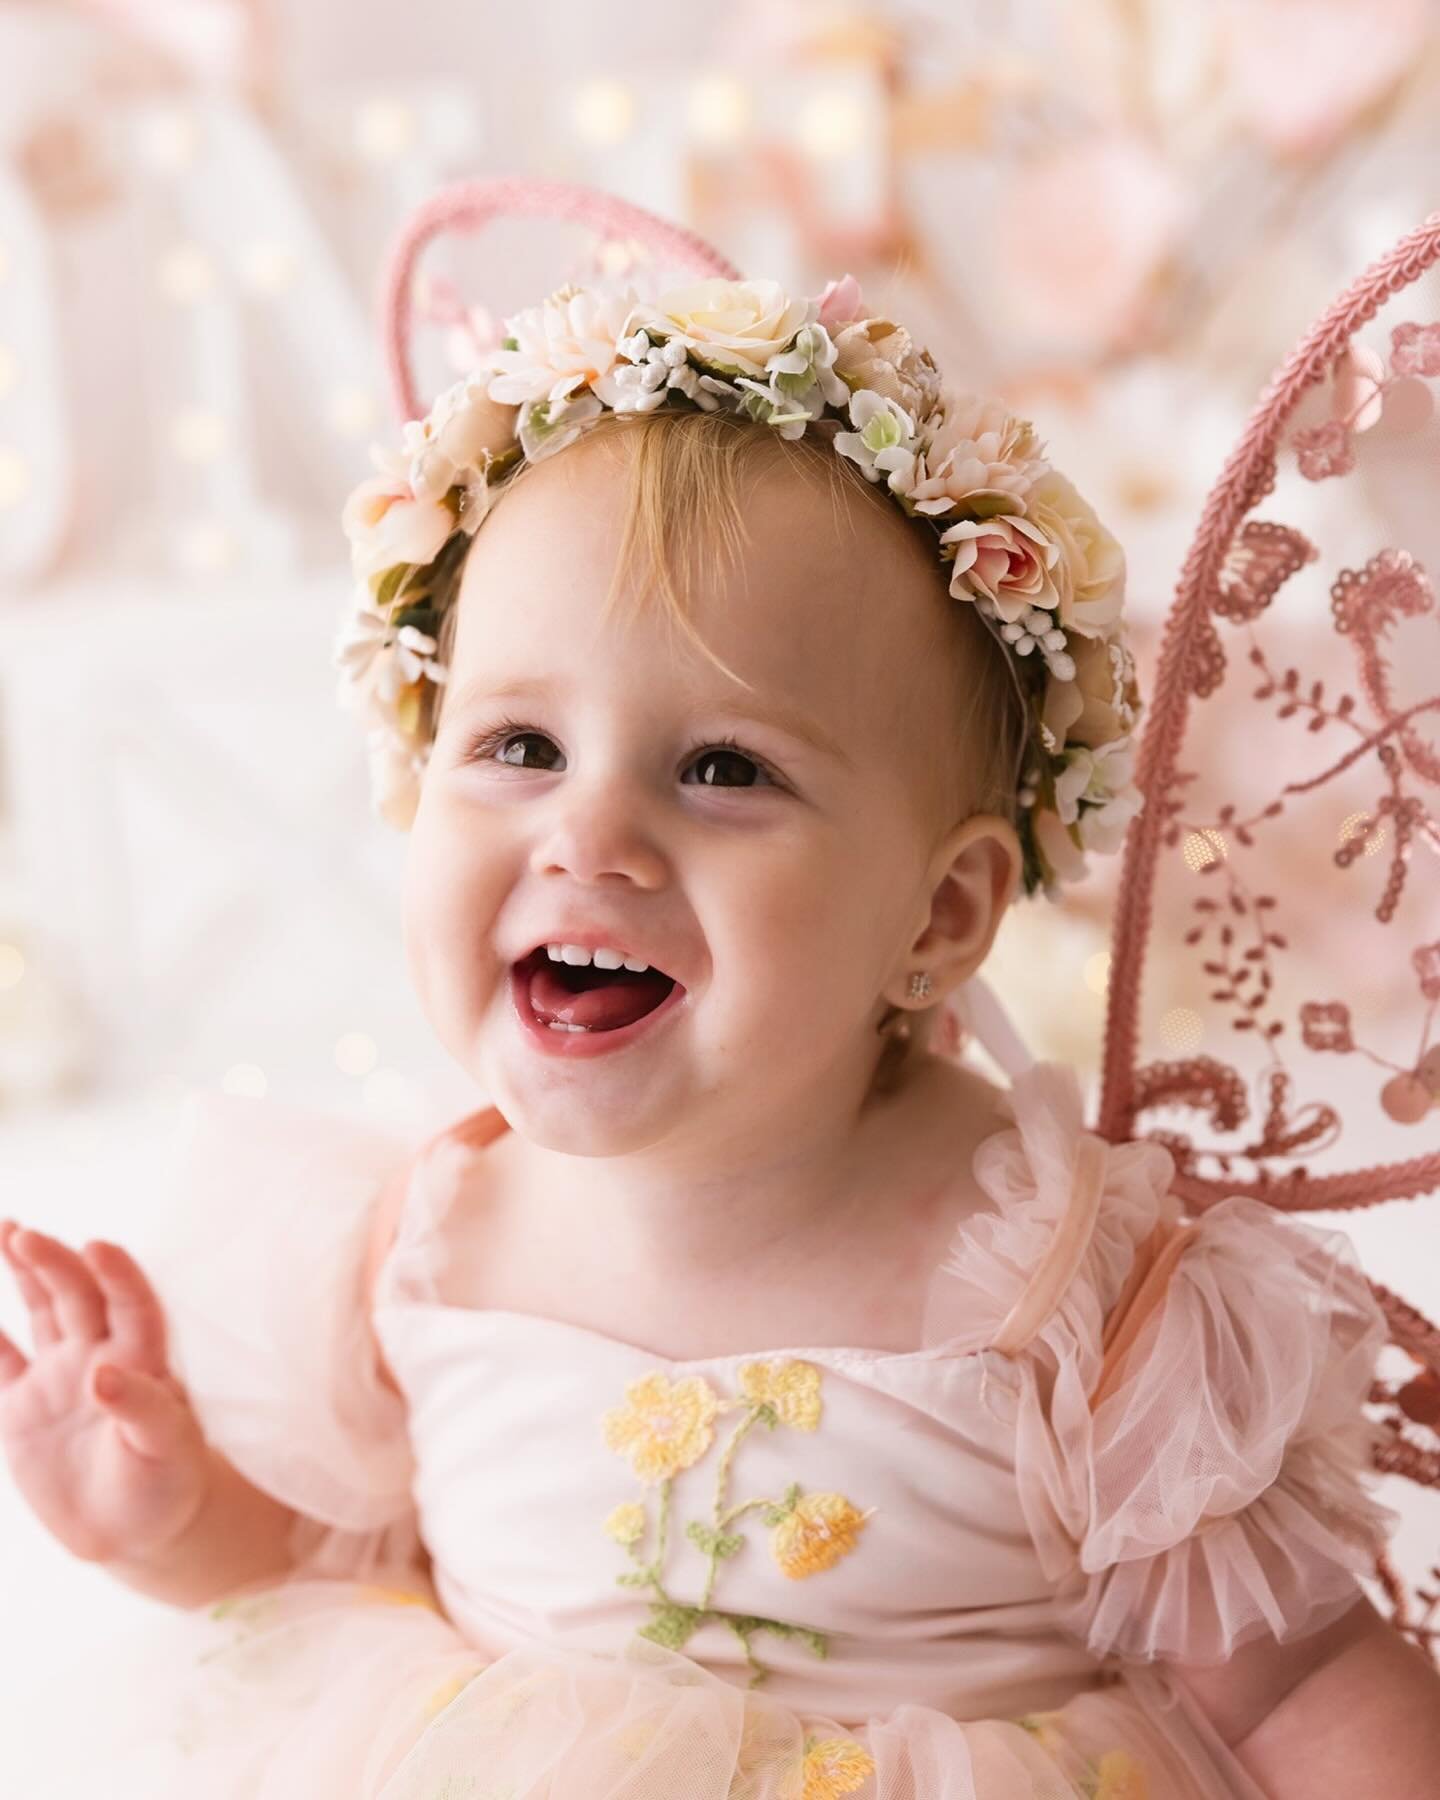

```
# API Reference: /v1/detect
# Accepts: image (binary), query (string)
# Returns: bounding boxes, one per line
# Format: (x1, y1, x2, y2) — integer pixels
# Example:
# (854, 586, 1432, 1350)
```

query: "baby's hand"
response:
(0, 1221, 211, 1565)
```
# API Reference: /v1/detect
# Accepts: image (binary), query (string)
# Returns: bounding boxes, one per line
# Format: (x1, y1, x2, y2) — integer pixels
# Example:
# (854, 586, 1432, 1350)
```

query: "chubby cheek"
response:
(400, 817, 512, 1041)
(715, 861, 870, 1048)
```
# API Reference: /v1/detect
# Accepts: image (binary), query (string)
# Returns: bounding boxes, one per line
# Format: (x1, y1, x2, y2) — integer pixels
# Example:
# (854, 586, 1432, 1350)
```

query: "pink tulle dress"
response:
(5, 1059, 1399, 1798)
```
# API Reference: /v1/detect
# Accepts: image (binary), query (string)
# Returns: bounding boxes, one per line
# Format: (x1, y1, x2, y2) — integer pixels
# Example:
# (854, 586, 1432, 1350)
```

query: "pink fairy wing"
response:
(380, 177, 743, 423)
(1095, 213, 1440, 1653)
(1099, 211, 1440, 1216)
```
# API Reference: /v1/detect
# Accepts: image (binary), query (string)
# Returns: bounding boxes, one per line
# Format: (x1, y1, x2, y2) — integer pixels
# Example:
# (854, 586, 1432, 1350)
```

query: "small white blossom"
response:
(832, 388, 920, 491)
(764, 322, 849, 410)
(734, 372, 826, 439)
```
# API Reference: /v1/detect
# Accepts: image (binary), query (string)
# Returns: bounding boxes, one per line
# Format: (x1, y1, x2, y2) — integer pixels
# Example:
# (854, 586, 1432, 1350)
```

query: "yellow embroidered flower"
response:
(738, 1359, 823, 1431)
(771, 1492, 872, 1579)
(799, 1736, 875, 1798)
(1094, 1749, 1149, 1800)
(603, 1371, 721, 1483)
(604, 1500, 647, 1546)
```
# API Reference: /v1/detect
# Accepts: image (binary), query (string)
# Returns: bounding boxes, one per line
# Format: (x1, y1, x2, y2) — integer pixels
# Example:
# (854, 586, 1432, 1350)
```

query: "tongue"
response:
(527, 962, 674, 1032)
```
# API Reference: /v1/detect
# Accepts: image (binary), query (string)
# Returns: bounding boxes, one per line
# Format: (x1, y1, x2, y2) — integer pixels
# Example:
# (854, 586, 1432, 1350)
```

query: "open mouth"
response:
(513, 947, 681, 1035)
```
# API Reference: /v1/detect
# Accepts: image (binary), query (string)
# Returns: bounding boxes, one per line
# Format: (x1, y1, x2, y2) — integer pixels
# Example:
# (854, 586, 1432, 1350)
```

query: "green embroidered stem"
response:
(656, 1476, 672, 1570)
(697, 1409, 765, 1608)
(713, 1409, 760, 1515)
(717, 1494, 779, 1530)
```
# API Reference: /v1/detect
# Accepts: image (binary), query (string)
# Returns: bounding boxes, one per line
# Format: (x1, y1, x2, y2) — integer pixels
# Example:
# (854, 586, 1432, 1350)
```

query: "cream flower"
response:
(1053, 739, 1142, 853)
(341, 472, 453, 581)
(1027, 469, 1126, 639)
(400, 373, 517, 502)
(909, 394, 1048, 520)
(366, 725, 426, 832)
(603, 1501, 647, 1546)
(481, 282, 642, 411)
(602, 1372, 721, 1484)
(628, 277, 815, 381)
(941, 512, 1060, 622)
(1042, 632, 1140, 751)
(831, 316, 942, 421)
(738, 1360, 823, 1431)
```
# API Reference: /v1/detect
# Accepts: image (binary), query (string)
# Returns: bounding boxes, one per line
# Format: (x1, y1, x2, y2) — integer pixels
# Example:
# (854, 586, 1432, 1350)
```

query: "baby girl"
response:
(2, 252, 1437, 1799)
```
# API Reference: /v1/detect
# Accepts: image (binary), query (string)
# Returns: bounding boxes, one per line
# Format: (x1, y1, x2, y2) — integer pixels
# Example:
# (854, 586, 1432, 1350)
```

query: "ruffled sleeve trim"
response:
(921, 1059, 1399, 1666)
(136, 1092, 429, 1581)
(921, 1060, 1179, 1362)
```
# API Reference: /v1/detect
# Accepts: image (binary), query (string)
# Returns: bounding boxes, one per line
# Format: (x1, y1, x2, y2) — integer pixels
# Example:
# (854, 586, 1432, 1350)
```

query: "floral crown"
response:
(335, 272, 1142, 896)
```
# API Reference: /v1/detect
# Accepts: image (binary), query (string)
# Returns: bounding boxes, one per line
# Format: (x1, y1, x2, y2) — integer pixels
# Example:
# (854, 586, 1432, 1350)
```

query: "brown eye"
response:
(464, 722, 779, 789)
(685, 744, 771, 788)
(494, 732, 562, 771)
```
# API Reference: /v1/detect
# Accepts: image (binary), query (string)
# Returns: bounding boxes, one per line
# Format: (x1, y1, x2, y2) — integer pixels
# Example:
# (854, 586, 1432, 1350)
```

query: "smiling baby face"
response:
(401, 413, 1021, 1153)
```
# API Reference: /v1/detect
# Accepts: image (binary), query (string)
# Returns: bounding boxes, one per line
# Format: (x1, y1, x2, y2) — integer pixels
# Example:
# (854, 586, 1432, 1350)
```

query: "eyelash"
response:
(462, 715, 781, 789)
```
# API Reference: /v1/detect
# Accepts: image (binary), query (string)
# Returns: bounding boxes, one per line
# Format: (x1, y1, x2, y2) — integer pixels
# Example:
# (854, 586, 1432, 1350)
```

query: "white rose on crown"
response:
(625, 278, 817, 381)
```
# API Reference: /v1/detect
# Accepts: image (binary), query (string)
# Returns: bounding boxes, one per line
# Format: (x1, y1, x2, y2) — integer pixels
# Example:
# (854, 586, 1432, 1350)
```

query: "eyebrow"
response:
(444, 674, 854, 769)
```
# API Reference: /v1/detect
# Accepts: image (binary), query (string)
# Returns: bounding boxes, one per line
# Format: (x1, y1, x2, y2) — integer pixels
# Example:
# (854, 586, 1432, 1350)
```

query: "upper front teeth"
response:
(547, 943, 650, 972)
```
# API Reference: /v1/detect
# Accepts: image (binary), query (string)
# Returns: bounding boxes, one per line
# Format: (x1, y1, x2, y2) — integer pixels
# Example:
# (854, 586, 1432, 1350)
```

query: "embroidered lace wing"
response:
(1094, 212, 1440, 1651)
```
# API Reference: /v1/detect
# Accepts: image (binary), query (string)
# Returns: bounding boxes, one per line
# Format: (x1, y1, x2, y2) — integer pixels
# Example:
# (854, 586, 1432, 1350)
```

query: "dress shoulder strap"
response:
(988, 1132, 1109, 1355)
(371, 1102, 512, 1306)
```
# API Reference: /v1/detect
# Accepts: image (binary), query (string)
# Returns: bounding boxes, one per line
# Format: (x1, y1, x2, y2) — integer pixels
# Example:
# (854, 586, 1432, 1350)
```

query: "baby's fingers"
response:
(0, 1323, 28, 1388)
(1, 1222, 61, 1349)
(80, 1241, 170, 1377)
(6, 1228, 106, 1342)
(90, 1363, 200, 1464)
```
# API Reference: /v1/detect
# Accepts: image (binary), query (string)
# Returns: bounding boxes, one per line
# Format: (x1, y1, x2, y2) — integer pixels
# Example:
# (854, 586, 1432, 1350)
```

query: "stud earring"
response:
(909, 970, 933, 1001)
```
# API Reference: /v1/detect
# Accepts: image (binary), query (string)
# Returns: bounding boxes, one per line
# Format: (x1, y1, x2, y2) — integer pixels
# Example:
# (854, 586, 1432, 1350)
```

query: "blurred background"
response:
(1, 0, 1437, 1678)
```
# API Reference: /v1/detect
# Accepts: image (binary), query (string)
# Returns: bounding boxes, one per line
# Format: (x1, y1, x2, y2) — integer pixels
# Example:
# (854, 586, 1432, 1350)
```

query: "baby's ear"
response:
(910, 816, 1021, 993)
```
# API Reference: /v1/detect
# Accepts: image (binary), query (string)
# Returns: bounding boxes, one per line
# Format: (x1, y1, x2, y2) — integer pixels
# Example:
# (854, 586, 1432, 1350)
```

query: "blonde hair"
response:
(437, 407, 1026, 1088)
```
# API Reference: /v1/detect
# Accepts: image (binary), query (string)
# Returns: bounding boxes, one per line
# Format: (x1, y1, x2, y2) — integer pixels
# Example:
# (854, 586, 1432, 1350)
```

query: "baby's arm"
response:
(103, 1444, 303, 1608)
(1170, 1592, 1440, 1794)
(0, 1222, 304, 1610)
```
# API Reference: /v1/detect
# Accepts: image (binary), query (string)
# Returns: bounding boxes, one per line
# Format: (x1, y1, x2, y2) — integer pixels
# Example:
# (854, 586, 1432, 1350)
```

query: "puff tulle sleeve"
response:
(925, 1062, 1401, 1668)
(135, 1091, 427, 1582)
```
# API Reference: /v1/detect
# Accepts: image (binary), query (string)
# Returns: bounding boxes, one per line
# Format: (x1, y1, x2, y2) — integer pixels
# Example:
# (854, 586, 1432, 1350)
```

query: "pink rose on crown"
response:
(941, 513, 1060, 622)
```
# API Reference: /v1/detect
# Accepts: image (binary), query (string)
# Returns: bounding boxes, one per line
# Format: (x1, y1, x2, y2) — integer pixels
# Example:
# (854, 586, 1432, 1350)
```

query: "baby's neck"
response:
(472, 1055, 1011, 1356)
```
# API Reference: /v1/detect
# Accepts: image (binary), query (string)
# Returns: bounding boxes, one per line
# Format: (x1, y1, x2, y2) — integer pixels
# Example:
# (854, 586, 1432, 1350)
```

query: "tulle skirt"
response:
(3, 1571, 1268, 1799)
